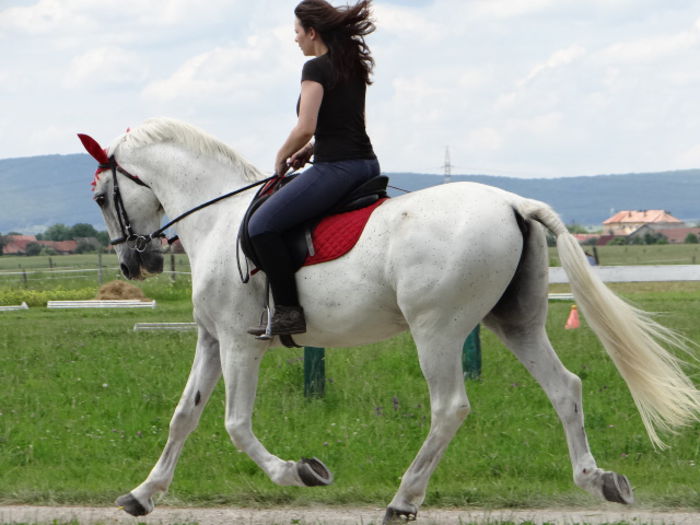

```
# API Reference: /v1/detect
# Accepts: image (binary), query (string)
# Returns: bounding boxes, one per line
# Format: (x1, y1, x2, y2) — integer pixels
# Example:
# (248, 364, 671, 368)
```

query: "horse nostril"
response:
(120, 263, 131, 279)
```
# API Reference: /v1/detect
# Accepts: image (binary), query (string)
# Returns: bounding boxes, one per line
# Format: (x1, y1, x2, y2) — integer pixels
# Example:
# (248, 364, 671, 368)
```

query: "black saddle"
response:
(238, 174, 389, 275)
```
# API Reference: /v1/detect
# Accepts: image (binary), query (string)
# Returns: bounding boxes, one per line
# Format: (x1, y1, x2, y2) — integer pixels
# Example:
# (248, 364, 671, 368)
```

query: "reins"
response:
(103, 156, 277, 252)
(102, 153, 408, 255)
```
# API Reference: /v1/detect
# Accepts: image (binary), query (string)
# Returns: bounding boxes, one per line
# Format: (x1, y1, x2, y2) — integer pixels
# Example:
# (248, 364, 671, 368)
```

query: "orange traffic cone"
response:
(565, 304, 580, 330)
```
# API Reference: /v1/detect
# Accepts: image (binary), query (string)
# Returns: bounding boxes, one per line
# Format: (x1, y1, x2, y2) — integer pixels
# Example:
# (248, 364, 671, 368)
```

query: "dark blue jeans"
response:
(248, 158, 380, 237)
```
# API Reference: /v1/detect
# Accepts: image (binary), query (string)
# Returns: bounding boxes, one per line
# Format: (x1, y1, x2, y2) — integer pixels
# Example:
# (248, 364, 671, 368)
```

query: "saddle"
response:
(238, 174, 389, 275)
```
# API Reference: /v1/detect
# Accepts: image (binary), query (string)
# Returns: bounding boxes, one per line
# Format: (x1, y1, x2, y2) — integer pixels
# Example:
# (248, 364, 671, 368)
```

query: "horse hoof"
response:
(297, 457, 333, 486)
(383, 506, 417, 523)
(116, 493, 153, 516)
(602, 472, 634, 504)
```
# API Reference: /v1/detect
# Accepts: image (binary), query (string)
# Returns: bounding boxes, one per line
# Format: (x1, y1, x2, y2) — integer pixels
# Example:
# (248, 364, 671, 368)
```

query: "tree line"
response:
(0, 223, 110, 256)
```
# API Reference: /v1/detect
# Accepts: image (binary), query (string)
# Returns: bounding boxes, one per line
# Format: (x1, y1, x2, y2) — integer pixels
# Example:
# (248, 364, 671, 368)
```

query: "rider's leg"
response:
(247, 231, 306, 336)
(247, 158, 379, 336)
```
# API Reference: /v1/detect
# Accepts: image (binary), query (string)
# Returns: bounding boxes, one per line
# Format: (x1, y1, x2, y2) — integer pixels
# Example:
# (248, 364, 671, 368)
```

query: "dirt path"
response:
(1, 505, 698, 524)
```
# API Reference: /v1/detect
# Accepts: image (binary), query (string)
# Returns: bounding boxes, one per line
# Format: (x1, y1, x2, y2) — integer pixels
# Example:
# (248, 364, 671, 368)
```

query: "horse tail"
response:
(518, 198, 700, 448)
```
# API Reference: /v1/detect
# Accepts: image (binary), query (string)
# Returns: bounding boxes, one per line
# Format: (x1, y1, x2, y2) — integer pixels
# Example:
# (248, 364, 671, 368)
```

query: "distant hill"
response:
(2, 154, 100, 234)
(1, 154, 699, 233)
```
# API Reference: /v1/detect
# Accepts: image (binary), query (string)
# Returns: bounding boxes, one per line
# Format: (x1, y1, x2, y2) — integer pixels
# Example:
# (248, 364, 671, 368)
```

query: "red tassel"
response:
(565, 304, 580, 330)
(77, 133, 109, 165)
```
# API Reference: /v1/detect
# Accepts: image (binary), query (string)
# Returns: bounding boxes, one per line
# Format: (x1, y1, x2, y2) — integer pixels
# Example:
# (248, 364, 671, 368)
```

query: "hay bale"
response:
(96, 280, 150, 301)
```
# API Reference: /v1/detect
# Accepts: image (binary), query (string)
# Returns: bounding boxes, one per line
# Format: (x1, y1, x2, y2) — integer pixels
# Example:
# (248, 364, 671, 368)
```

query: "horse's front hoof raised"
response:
(116, 492, 153, 516)
(383, 506, 417, 523)
(297, 457, 333, 486)
(602, 471, 634, 504)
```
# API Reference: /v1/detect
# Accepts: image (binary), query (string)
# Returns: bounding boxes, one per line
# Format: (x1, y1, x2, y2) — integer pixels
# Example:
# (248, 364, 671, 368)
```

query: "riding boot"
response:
(247, 232, 306, 336)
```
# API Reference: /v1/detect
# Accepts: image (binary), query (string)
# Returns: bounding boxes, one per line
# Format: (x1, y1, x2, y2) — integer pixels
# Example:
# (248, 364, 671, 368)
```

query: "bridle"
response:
(99, 157, 155, 252)
(99, 156, 276, 253)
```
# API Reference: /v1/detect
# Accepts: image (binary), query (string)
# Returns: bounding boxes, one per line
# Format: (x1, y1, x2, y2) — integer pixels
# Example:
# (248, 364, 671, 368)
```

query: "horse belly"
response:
(293, 183, 524, 346)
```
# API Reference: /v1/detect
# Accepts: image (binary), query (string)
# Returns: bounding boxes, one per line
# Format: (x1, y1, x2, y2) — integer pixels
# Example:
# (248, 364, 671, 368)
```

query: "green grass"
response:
(1, 276, 699, 511)
(549, 244, 700, 266)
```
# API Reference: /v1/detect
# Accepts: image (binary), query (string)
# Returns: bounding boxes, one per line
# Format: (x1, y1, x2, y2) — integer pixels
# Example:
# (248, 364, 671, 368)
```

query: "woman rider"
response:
(247, 0, 379, 337)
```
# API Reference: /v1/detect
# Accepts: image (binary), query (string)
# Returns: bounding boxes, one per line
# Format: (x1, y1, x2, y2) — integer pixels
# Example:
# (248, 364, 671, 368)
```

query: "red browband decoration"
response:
(78, 129, 138, 190)
(77, 133, 110, 189)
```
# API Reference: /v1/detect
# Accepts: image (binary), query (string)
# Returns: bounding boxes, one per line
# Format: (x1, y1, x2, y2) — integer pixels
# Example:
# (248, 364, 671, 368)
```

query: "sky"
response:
(2, 0, 700, 178)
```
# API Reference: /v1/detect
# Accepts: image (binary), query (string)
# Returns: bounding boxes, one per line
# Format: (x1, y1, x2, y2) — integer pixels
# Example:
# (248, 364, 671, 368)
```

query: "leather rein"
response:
(100, 156, 276, 252)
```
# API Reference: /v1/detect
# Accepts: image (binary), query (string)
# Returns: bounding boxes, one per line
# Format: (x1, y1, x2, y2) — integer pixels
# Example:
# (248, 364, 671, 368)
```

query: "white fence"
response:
(549, 264, 700, 283)
(47, 300, 157, 309)
(0, 302, 29, 311)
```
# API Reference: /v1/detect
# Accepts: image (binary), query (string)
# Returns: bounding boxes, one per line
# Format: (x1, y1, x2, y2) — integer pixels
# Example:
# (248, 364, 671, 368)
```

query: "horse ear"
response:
(77, 133, 110, 165)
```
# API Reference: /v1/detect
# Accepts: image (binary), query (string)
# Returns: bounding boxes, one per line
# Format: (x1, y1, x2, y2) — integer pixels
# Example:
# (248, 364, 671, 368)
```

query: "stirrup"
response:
(255, 305, 273, 341)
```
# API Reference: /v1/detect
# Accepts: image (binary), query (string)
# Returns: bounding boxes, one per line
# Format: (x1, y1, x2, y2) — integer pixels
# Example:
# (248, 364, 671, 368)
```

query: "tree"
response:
(25, 242, 43, 256)
(75, 238, 100, 254)
(566, 223, 589, 234)
(0, 234, 7, 255)
(685, 233, 699, 244)
(96, 231, 110, 247)
(71, 223, 99, 238)
(43, 223, 72, 241)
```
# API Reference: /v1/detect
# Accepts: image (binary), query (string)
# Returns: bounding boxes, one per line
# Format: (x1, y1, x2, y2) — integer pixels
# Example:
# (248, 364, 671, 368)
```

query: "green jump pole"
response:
(462, 324, 481, 380)
(304, 347, 326, 397)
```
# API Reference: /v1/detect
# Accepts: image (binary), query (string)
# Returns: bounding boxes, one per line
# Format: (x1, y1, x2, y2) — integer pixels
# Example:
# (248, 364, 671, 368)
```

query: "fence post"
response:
(304, 347, 325, 397)
(462, 325, 481, 380)
(97, 252, 103, 284)
(170, 253, 176, 283)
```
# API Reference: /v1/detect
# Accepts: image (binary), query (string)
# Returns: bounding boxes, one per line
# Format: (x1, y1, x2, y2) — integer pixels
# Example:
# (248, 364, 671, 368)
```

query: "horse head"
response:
(78, 133, 164, 280)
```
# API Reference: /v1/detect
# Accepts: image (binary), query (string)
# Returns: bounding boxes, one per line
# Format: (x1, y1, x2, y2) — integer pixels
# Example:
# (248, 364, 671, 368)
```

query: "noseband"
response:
(98, 156, 276, 252)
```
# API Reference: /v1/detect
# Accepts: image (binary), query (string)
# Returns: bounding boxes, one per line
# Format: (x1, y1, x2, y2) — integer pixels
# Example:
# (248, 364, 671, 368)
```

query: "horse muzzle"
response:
(120, 249, 164, 280)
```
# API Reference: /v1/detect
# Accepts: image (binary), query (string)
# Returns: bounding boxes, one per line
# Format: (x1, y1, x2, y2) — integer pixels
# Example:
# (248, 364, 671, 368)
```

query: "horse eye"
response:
(95, 194, 107, 207)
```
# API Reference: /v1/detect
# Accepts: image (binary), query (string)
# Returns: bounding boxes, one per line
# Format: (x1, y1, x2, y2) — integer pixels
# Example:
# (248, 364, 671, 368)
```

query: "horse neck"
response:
(128, 144, 257, 247)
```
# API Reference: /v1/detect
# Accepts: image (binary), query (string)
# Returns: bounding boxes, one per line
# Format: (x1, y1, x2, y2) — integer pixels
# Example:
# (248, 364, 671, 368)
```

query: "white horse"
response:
(82, 117, 699, 522)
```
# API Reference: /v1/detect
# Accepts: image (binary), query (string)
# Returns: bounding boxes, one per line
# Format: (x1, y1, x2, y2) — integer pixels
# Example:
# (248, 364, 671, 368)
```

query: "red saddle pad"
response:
(304, 198, 388, 266)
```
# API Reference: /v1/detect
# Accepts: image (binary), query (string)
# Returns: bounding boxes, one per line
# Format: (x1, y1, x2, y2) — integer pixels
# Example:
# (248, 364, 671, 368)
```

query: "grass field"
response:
(548, 243, 700, 267)
(1, 250, 699, 513)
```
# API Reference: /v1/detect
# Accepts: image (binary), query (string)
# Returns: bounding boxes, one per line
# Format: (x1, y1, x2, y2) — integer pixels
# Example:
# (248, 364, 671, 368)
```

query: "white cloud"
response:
(3, 0, 700, 179)
(600, 28, 700, 64)
(141, 30, 298, 107)
(469, 0, 559, 19)
(63, 47, 148, 89)
(373, 3, 440, 38)
(518, 45, 587, 87)
(465, 127, 503, 152)
(675, 143, 700, 169)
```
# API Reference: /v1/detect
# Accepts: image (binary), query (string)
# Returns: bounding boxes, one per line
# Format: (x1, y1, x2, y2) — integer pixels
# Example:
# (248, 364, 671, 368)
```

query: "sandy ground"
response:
(1, 505, 699, 525)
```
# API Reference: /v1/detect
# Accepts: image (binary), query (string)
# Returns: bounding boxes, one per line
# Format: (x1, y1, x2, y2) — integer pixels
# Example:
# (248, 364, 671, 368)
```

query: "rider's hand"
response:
(289, 143, 313, 170)
(274, 156, 290, 177)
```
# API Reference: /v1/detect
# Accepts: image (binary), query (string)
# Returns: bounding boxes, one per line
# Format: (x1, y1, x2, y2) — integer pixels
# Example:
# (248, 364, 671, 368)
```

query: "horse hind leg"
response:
(484, 224, 633, 504)
(486, 315, 634, 504)
(384, 326, 472, 523)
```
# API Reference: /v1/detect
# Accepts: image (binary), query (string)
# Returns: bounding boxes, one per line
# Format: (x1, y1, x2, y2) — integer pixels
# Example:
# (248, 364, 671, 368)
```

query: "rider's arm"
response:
(274, 80, 323, 175)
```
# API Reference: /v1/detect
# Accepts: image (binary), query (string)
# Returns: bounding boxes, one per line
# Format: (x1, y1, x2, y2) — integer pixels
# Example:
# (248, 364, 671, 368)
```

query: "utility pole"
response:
(442, 146, 452, 184)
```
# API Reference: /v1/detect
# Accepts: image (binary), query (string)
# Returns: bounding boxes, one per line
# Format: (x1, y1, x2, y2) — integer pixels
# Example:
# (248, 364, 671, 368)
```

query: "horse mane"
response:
(113, 117, 267, 182)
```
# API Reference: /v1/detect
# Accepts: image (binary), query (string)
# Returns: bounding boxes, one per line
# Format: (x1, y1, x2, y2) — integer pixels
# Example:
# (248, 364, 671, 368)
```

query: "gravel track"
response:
(1, 505, 699, 524)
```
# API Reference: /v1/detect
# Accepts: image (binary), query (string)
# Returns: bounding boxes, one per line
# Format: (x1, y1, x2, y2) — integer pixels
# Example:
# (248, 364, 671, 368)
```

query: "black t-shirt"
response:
(299, 54, 376, 163)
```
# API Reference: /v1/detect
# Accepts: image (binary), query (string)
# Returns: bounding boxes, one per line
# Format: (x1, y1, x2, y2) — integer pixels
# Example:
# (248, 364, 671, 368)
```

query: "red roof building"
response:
(602, 210, 684, 236)
(655, 227, 700, 244)
(2, 235, 78, 255)
(2, 235, 37, 254)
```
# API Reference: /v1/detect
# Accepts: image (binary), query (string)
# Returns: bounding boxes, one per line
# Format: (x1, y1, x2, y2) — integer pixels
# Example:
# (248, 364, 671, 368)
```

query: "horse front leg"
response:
(220, 340, 333, 488)
(116, 328, 221, 516)
(385, 329, 471, 523)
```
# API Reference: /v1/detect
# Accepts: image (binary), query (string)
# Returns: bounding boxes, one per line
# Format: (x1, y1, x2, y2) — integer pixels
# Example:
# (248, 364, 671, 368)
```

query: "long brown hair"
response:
(294, 0, 376, 85)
